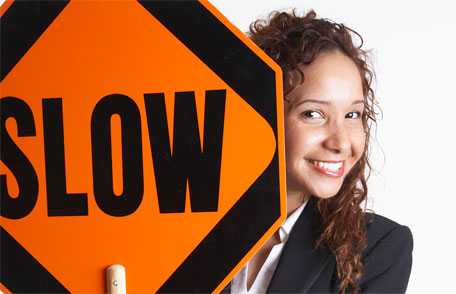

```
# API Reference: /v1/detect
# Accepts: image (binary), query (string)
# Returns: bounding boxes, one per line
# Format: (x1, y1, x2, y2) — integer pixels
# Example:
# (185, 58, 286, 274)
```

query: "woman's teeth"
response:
(310, 160, 343, 172)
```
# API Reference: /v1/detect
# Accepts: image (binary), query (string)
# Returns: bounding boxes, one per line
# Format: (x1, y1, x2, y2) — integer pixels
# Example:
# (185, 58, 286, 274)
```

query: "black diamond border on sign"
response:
(0, 0, 70, 82)
(1, 1, 282, 292)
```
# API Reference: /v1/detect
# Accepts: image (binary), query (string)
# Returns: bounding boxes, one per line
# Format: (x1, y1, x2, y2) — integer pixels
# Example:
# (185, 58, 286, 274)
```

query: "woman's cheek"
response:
(285, 122, 309, 153)
(348, 125, 367, 162)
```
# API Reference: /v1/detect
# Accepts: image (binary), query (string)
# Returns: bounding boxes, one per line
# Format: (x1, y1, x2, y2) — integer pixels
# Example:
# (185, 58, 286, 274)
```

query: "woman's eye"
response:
(300, 110, 324, 119)
(345, 111, 362, 119)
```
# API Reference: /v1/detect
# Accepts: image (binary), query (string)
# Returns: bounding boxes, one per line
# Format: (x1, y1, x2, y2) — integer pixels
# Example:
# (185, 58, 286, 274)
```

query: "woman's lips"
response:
(308, 159, 344, 177)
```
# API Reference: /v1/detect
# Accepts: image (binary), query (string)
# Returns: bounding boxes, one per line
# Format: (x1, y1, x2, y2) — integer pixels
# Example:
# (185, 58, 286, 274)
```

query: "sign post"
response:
(0, 1, 286, 292)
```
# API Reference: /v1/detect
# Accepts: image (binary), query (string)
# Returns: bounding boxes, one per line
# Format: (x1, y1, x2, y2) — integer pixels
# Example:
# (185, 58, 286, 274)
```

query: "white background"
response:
(210, 0, 456, 293)
(1, 0, 455, 292)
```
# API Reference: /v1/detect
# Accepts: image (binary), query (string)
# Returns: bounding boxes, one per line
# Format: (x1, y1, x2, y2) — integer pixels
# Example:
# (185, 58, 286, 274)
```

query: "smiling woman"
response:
(224, 9, 413, 294)
(284, 51, 366, 203)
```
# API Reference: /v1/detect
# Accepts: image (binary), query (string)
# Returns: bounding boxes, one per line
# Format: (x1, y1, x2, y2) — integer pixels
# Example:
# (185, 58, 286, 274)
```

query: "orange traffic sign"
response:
(0, 0, 286, 292)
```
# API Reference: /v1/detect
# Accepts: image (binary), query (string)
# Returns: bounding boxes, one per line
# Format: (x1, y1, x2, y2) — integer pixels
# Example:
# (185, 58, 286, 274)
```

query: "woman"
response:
(225, 10, 413, 293)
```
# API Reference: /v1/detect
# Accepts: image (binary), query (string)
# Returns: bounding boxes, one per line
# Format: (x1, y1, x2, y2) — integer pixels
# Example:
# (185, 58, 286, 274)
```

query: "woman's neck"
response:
(286, 190, 309, 216)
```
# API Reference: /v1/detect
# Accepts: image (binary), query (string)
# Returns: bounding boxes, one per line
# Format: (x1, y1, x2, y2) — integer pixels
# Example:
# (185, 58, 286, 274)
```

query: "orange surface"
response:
(0, 0, 13, 17)
(0, 282, 12, 294)
(0, 0, 285, 292)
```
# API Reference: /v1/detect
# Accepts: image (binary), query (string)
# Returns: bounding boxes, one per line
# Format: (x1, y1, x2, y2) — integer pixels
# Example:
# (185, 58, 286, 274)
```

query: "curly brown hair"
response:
(249, 10, 378, 293)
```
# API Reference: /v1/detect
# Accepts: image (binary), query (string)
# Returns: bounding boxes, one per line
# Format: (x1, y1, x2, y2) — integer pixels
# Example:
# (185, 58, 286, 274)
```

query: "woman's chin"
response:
(309, 183, 343, 199)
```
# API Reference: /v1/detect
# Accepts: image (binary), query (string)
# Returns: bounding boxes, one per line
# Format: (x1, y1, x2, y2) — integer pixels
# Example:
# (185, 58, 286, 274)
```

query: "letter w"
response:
(144, 90, 226, 213)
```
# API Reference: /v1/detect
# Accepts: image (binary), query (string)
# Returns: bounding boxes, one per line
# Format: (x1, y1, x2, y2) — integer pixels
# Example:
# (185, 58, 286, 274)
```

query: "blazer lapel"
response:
(267, 198, 332, 293)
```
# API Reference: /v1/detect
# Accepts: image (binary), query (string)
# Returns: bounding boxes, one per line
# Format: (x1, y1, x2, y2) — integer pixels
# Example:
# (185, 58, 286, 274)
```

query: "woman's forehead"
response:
(285, 52, 364, 107)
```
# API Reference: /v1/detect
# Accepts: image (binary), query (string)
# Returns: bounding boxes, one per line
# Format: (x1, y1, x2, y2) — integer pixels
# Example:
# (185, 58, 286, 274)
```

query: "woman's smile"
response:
(307, 159, 345, 177)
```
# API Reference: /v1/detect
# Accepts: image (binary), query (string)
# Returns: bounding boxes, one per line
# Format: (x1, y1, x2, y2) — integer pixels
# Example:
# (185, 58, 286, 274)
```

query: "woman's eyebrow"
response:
(352, 100, 364, 105)
(294, 99, 330, 107)
(293, 99, 364, 107)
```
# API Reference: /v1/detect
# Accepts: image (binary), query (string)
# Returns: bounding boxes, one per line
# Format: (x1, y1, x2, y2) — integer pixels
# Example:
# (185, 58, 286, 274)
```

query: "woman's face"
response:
(284, 51, 366, 200)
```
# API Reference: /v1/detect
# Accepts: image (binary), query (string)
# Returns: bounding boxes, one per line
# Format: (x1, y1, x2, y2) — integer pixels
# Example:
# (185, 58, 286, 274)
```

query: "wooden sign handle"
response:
(106, 264, 126, 294)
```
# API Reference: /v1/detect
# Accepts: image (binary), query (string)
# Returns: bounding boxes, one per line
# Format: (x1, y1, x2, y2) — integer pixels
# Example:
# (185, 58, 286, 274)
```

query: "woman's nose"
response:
(323, 122, 351, 155)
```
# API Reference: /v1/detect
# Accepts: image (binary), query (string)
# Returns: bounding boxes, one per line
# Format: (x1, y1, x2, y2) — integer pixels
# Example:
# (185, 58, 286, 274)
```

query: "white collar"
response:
(277, 200, 308, 243)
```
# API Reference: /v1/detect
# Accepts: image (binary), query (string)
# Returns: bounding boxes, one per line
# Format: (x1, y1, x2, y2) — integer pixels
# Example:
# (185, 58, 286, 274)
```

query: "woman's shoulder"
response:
(363, 212, 413, 254)
(359, 212, 413, 292)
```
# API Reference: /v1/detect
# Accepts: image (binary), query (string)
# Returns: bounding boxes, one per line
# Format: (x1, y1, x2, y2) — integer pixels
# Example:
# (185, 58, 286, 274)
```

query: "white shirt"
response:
(231, 201, 308, 294)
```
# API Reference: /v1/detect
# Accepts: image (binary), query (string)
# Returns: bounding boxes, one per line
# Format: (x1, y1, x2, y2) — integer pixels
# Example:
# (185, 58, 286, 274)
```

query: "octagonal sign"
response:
(0, 0, 286, 292)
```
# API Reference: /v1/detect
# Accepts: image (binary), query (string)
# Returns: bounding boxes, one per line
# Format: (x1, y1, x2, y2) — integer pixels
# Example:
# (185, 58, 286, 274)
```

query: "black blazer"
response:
(223, 198, 413, 293)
